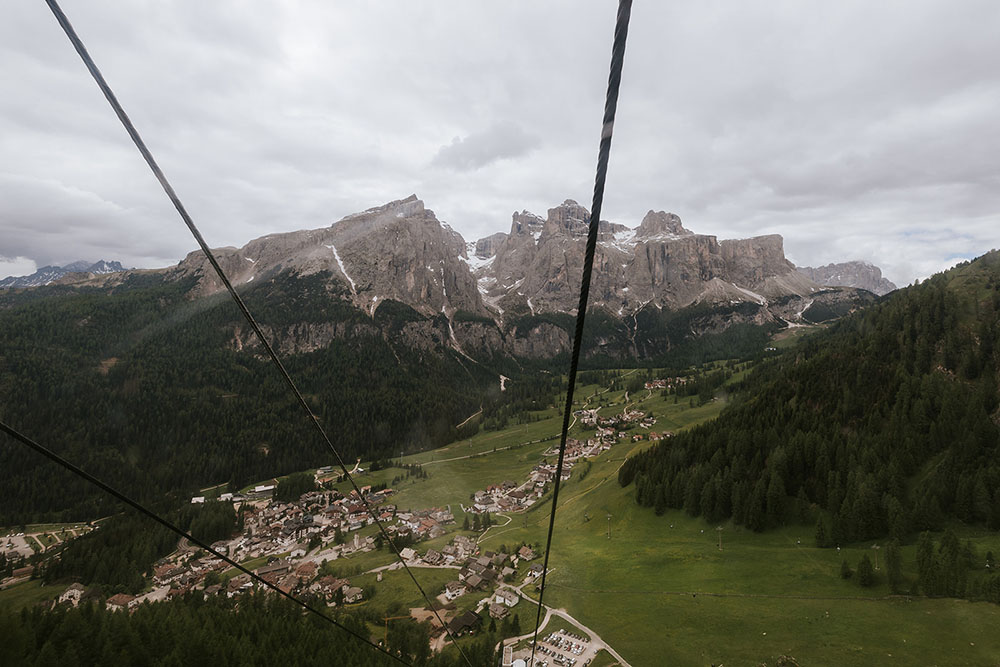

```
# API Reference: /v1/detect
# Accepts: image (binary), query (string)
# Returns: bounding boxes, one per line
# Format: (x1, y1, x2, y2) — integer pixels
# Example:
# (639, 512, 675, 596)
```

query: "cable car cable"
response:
(528, 2, 633, 665)
(41, 1, 476, 663)
(0, 419, 411, 667)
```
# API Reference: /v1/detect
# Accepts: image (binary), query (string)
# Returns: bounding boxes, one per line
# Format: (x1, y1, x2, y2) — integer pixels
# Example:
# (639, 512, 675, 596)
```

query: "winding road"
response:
(494, 580, 633, 667)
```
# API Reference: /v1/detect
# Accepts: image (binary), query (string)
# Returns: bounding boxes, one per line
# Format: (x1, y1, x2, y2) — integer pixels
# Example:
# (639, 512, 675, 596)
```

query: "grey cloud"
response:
(432, 123, 541, 171)
(1, 1, 998, 286)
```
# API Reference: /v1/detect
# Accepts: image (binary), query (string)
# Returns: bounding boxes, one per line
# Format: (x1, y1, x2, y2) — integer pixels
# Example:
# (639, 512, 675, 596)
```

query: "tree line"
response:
(621, 252, 1000, 551)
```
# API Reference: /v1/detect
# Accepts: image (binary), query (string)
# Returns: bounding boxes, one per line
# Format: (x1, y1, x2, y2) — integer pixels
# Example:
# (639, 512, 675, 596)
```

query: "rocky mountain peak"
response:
(544, 199, 592, 236)
(636, 210, 690, 239)
(173, 195, 486, 318)
(474, 232, 509, 259)
(509, 211, 545, 238)
(0, 260, 126, 288)
(797, 260, 897, 296)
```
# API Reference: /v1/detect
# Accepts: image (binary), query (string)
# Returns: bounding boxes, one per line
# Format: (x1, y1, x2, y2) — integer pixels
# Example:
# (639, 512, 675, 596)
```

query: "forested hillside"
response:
(620, 251, 1000, 543)
(0, 272, 496, 524)
(0, 593, 497, 666)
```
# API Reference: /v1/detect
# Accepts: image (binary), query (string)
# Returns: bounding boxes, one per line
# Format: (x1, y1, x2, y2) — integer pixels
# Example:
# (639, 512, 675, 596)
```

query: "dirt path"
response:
(477, 513, 513, 544)
(421, 434, 560, 466)
(454, 407, 483, 429)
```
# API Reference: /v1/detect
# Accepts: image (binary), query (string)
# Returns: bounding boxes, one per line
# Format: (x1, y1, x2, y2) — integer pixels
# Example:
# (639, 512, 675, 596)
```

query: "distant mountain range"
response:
(24, 196, 885, 361)
(0, 196, 965, 523)
(0, 260, 125, 288)
(797, 261, 897, 296)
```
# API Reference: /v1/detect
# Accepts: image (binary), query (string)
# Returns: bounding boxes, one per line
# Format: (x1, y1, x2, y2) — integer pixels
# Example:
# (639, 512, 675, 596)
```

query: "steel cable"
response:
(528, 2, 633, 665)
(41, 1, 477, 663)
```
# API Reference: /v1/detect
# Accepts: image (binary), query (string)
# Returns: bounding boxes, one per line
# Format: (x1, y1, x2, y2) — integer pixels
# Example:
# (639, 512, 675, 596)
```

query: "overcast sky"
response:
(2, 1, 998, 286)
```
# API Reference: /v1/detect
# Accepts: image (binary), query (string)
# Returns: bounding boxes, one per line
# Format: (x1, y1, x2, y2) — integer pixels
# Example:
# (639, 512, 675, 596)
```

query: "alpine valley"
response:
(0, 195, 878, 523)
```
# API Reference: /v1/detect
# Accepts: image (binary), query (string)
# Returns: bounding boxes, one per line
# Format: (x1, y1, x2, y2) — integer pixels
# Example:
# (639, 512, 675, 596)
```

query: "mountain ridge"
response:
(797, 260, 897, 295)
(0, 260, 125, 288)
(3, 196, 881, 363)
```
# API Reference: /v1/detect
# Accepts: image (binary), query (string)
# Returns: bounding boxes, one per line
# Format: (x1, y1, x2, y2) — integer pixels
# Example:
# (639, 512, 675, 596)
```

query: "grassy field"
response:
(589, 649, 619, 667)
(10, 366, 996, 664)
(359, 371, 1000, 666)
(470, 435, 1000, 666)
(348, 567, 456, 615)
(0, 580, 64, 611)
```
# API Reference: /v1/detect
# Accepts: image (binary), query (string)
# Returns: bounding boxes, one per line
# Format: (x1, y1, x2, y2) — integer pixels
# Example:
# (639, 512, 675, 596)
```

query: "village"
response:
(467, 402, 668, 517)
(6, 391, 674, 658)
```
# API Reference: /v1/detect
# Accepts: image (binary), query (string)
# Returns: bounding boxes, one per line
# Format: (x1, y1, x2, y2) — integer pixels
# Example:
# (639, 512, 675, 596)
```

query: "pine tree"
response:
(857, 554, 875, 587)
(814, 517, 829, 548)
(886, 539, 903, 592)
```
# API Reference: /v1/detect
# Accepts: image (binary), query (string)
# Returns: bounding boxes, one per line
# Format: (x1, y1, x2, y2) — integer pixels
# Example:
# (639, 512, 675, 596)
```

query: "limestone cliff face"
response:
(473, 232, 508, 259)
(474, 200, 823, 321)
(797, 261, 897, 296)
(176, 195, 488, 318)
(52, 195, 876, 363)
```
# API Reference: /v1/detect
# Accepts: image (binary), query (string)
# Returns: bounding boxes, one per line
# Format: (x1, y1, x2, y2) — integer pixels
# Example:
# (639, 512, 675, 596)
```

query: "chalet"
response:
(227, 574, 253, 597)
(465, 573, 484, 590)
(343, 586, 364, 603)
(489, 602, 510, 619)
(430, 508, 453, 524)
(256, 561, 292, 579)
(276, 574, 298, 595)
(399, 547, 417, 561)
(106, 593, 135, 612)
(59, 583, 86, 607)
(446, 610, 481, 637)
(444, 580, 467, 601)
(495, 589, 520, 607)
(295, 561, 317, 582)
(527, 563, 545, 580)
(203, 584, 223, 598)
(517, 546, 537, 561)
(423, 549, 443, 565)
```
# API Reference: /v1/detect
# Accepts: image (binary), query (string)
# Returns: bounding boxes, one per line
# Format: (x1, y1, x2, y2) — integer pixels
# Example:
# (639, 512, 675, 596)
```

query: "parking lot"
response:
(523, 629, 599, 667)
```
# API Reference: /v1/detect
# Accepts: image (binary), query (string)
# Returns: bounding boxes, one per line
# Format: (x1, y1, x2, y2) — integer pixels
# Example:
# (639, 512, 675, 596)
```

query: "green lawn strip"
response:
(406, 413, 564, 466)
(479, 460, 1000, 666)
(221, 551, 293, 581)
(346, 567, 455, 615)
(589, 649, 619, 667)
(0, 580, 64, 611)
(537, 616, 590, 642)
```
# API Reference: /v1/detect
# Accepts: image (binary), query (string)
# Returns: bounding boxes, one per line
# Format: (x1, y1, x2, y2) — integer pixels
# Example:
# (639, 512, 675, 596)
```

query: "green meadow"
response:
(344, 372, 1000, 665)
